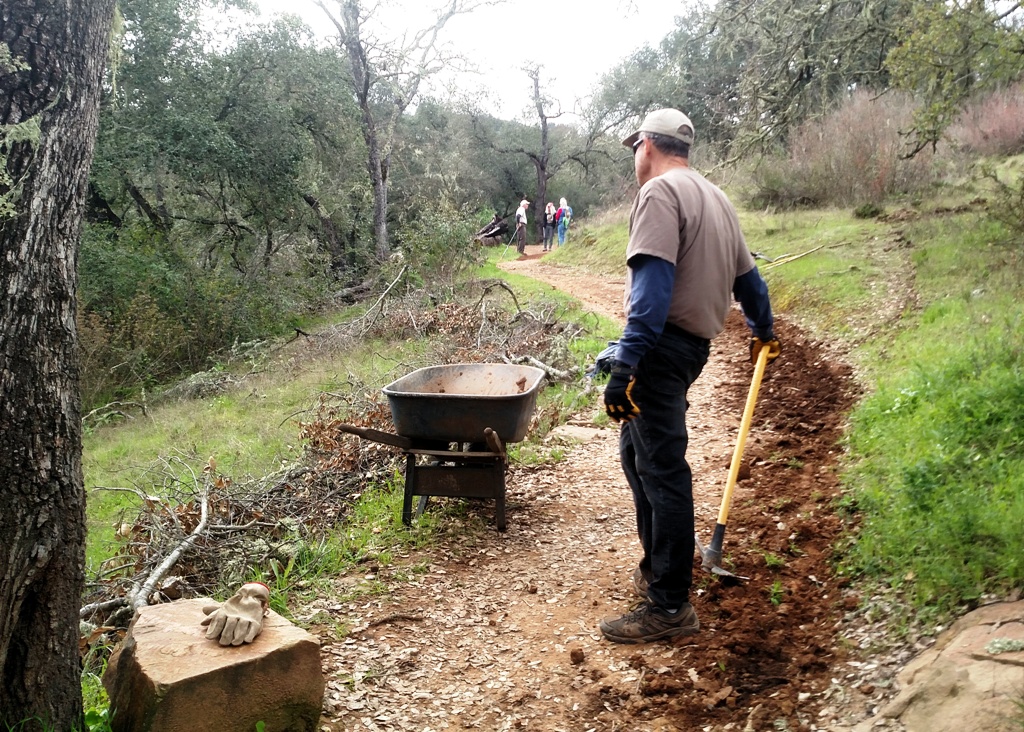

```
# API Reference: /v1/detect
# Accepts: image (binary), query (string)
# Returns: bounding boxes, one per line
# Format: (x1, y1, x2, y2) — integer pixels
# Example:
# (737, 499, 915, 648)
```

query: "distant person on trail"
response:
(543, 202, 557, 251)
(515, 199, 530, 255)
(599, 108, 781, 644)
(556, 197, 573, 246)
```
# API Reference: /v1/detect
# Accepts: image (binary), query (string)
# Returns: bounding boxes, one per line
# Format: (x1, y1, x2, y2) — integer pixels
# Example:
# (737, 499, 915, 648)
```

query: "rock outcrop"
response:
(854, 600, 1024, 731)
(103, 598, 324, 732)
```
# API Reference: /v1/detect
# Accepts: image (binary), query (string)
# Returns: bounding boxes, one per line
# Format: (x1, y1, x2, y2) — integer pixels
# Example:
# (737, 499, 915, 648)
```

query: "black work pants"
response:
(619, 326, 709, 611)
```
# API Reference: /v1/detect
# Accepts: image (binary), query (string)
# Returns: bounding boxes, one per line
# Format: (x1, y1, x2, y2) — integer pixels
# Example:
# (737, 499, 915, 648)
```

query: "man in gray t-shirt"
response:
(599, 108, 781, 644)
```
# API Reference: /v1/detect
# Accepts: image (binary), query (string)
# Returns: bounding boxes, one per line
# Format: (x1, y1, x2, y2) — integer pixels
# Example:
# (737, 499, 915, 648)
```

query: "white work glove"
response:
(200, 582, 270, 646)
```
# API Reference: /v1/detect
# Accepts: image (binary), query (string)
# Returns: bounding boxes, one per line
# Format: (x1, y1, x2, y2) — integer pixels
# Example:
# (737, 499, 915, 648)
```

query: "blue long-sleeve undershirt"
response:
(615, 254, 675, 367)
(616, 255, 774, 368)
(732, 266, 774, 340)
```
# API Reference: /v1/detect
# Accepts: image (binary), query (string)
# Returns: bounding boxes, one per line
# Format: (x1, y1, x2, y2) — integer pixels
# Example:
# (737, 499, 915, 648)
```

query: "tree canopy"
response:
(66, 0, 1024, 402)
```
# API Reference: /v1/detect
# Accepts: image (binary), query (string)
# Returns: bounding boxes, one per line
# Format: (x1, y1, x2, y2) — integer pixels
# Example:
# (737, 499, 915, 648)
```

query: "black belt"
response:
(663, 322, 710, 347)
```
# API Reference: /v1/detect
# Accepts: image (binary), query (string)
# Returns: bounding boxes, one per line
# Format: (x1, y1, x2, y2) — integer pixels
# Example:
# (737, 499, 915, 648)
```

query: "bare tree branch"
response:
(129, 463, 210, 610)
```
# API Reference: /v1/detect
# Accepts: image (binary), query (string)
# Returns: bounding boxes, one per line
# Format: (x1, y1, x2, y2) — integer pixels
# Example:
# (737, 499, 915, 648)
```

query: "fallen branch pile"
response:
(81, 280, 593, 634)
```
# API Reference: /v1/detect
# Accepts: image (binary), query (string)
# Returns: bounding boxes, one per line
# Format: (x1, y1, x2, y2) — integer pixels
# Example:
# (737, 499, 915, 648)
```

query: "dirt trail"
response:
(311, 245, 861, 731)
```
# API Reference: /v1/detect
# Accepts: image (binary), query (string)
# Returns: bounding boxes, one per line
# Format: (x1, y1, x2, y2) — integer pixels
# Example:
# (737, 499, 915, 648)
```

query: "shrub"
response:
(854, 202, 885, 219)
(392, 196, 483, 289)
(748, 90, 939, 209)
(947, 81, 1024, 157)
(77, 223, 312, 408)
(984, 167, 1024, 244)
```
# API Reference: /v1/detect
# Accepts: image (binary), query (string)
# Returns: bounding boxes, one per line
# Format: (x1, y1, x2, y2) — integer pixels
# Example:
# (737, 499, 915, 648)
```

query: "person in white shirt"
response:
(515, 199, 530, 254)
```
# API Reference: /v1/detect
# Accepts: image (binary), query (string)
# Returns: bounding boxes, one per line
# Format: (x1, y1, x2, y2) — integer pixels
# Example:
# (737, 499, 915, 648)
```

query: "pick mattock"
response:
(695, 344, 770, 580)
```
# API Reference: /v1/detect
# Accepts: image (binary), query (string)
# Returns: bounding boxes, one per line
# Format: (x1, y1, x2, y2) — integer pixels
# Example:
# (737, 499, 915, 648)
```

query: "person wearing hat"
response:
(514, 198, 530, 255)
(599, 108, 781, 644)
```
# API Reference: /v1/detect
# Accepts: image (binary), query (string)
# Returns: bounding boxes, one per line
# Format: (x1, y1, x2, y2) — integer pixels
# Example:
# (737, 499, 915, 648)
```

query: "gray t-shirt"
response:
(624, 166, 755, 340)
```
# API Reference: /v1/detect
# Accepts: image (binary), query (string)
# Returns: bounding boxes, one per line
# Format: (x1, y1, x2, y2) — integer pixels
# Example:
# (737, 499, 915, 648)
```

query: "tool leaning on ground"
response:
(694, 342, 773, 581)
(499, 227, 519, 260)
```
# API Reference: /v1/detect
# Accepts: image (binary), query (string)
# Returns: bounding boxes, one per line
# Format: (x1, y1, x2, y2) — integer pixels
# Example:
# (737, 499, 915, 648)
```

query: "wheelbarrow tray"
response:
(382, 363, 545, 444)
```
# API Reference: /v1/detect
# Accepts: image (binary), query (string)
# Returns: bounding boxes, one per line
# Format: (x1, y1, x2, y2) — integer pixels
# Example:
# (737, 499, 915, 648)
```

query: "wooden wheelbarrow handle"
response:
(336, 423, 413, 450)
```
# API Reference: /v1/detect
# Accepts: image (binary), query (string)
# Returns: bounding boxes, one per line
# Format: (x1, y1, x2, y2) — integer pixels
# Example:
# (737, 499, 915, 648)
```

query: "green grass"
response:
(545, 218, 629, 275)
(83, 248, 617, 571)
(742, 207, 895, 341)
(82, 673, 113, 732)
(841, 323, 1024, 611)
(83, 352, 358, 568)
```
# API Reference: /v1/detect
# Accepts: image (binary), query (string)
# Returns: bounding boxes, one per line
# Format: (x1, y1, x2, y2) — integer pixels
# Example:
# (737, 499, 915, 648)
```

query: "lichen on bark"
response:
(1, 117, 42, 219)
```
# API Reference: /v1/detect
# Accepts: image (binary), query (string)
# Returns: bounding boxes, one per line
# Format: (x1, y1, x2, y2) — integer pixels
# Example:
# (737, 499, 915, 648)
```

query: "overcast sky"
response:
(252, 0, 682, 122)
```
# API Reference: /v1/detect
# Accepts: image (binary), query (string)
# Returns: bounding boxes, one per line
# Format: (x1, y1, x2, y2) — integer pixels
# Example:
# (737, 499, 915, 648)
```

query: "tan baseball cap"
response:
(621, 108, 695, 148)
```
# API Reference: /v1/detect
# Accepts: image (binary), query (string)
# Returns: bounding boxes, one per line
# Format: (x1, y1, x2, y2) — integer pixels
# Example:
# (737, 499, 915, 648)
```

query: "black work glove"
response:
(604, 361, 640, 423)
(749, 335, 782, 365)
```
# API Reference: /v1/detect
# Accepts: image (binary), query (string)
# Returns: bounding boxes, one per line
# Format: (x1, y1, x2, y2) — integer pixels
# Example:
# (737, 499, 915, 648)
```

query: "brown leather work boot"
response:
(599, 601, 699, 644)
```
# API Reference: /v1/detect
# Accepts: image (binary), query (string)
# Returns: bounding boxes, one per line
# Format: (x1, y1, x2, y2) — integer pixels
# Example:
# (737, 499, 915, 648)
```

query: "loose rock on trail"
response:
(308, 245, 863, 731)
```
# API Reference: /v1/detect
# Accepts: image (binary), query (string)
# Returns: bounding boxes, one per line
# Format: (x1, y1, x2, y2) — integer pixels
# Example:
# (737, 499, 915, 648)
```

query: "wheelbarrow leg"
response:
(415, 495, 429, 518)
(485, 428, 508, 532)
(494, 467, 507, 532)
(402, 453, 416, 526)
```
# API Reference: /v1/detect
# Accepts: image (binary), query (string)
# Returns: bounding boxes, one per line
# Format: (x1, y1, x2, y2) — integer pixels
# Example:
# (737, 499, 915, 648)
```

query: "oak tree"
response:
(1, 0, 117, 727)
(314, 0, 489, 261)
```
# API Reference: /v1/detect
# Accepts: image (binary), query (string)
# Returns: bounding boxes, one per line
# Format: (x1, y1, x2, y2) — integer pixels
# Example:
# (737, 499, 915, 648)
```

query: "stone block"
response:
(103, 599, 324, 732)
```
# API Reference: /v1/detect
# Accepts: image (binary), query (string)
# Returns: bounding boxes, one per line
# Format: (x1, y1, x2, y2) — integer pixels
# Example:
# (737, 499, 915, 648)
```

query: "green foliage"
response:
(82, 690, 113, 732)
(84, 709, 112, 732)
(593, 0, 911, 155)
(854, 203, 885, 219)
(0, 40, 41, 221)
(392, 197, 483, 288)
(77, 223, 301, 408)
(0, 115, 41, 220)
(886, 1, 1024, 153)
(844, 324, 1024, 611)
(982, 161, 1024, 242)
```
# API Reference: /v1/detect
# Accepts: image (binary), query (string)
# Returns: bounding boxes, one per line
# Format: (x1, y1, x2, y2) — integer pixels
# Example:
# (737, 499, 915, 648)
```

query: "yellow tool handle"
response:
(716, 346, 769, 526)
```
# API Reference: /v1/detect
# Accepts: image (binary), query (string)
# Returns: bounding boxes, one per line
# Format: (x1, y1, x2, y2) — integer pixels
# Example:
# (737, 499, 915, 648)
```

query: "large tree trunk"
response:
(0, 0, 117, 728)
(302, 193, 346, 273)
(370, 145, 390, 263)
(321, 0, 472, 267)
